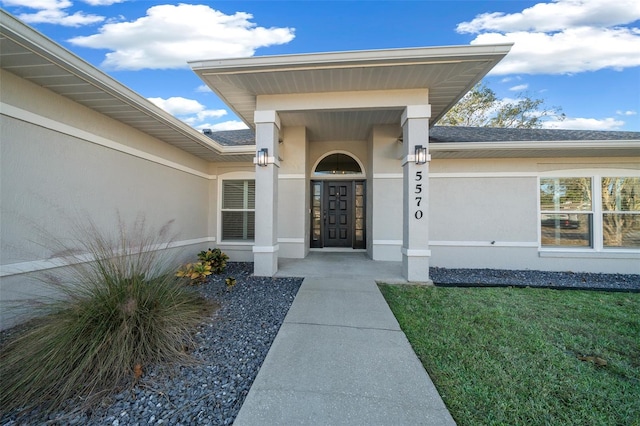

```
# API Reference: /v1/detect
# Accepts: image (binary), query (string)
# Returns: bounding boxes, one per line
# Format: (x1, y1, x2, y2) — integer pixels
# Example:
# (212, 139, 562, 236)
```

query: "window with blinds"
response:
(221, 180, 255, 241)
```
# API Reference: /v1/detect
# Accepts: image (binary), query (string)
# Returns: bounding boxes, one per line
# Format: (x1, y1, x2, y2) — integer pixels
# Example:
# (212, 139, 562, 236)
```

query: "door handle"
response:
(323, 210, 327, 223)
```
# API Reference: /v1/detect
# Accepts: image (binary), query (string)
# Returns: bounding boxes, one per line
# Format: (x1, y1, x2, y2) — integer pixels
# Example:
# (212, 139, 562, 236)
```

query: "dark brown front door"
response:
(324, 181, 352, 247)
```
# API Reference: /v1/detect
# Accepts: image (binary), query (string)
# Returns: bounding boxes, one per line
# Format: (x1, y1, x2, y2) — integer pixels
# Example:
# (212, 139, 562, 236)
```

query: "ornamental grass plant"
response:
(0, 217, 211, 417)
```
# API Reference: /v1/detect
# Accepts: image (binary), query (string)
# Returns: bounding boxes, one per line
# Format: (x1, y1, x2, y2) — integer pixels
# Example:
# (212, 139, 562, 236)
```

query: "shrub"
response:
(197, 248, 229, 274)
(176, 262, 212, 285)
(0, 217, 211, 417)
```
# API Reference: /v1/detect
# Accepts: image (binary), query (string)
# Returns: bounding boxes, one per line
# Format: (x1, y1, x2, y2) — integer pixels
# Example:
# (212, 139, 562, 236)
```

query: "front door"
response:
(310, 181, 366, 249)
(325, 181, 353, 247)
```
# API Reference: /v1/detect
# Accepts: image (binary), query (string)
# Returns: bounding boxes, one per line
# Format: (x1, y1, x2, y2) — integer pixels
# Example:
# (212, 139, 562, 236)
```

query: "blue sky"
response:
(3, 0, 639, 131)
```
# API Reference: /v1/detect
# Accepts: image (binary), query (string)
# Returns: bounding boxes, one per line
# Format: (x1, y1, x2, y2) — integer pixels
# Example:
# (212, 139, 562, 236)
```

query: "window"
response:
(315, 153, 362, 175)
(602, 177, 640, 248)
(540, 176, 640, 250)
(540, 178, 593, 247)
(221, 180, 255, 241)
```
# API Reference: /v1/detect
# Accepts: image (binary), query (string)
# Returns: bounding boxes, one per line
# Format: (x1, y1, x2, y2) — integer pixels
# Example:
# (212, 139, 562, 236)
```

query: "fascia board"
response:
(430, 140, 640, 153)
(189, 44, 513, 73)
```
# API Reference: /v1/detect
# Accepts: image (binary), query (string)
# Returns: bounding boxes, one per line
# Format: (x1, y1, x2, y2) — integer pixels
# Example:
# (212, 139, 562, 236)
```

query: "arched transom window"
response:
(315, 153, 362, 175)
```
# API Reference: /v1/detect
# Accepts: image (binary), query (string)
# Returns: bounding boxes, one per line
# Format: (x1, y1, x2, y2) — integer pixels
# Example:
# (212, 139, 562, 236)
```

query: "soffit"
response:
(0, 10, 251, 162)
(191, 45, 512, 142)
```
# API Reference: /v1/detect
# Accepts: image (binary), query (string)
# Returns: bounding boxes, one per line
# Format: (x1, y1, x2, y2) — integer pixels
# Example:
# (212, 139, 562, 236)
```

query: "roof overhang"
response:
(0, 9, 252, 162)
(190, 44, 512, 141)
(430, 140, 640, 159)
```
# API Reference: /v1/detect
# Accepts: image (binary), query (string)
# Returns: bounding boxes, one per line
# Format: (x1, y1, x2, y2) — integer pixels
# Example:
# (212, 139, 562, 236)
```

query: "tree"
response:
(439, 83, 565, 128)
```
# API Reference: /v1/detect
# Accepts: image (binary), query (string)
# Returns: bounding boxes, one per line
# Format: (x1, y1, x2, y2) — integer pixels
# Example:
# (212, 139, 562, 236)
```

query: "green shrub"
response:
(197, 248, 229, 274)
(0, 217, 211, 416)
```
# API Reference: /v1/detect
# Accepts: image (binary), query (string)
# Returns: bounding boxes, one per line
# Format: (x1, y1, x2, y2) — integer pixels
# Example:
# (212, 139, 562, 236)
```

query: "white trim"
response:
(0, 237, 215, 277)
(252, 245, 280, 253)
(401, 153, 431, 166)
(401, 105, 432, 126)
(218, 173, 256, 244)
(401, 248, 432, 256)
(254, 110, 281, 128)
(278, 238, 305, 244)
(539, 250, 640, 260)
(430, 172, 538, 178)
(2, 103, 216, 180)
(430, 241, 538, 248)
(279, 174, 306, 180)
(373, 239, 403, 245)
(373, 173, 403, 179)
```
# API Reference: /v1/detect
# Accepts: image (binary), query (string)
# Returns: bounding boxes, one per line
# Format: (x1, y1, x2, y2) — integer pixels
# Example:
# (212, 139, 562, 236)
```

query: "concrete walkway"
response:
(234, 253, 456, 425)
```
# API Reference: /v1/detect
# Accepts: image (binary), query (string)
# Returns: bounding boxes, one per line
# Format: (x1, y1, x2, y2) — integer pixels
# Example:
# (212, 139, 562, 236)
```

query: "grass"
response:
(379, 285, 640, 426)
(0, 217, 212, 417)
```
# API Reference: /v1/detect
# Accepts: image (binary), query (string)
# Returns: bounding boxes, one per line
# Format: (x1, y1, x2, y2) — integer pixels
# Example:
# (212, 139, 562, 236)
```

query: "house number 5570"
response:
(414, 171, 423, 219)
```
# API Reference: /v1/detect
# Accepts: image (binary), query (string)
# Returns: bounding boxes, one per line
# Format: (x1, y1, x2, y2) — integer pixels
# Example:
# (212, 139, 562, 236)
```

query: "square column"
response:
(401, 105, 432, 282)
(253, 110, 280, 276)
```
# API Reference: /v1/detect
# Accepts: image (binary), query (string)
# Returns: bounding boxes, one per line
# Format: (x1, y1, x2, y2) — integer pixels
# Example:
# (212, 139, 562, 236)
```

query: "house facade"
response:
(1, 10, 639, 327)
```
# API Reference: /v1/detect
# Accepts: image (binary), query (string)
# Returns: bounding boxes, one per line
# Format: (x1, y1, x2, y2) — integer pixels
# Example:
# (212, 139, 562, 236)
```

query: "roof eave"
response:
(430, 140, 640, 159)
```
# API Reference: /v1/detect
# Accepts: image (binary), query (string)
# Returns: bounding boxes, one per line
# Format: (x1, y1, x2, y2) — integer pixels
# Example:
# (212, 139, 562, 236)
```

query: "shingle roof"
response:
(203, 126, 640, 147)
(429, 126, 640, 143)
(202, 129, 255, 146)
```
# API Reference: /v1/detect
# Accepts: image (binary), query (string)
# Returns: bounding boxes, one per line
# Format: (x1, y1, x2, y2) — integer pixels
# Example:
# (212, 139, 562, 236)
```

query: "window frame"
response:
(218, 173, 256, 244)
(538, 169, 640, 255)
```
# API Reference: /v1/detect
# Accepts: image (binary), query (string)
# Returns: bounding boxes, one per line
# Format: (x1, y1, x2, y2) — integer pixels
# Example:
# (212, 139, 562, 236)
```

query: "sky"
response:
(2, 0, 640, 132)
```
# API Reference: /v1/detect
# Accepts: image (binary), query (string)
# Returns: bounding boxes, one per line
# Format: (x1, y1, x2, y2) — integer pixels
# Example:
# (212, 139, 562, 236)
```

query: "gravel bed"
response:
(1, 263, 302, 426)
(430, 267, 640, 292)
(2, 263, 638, 425)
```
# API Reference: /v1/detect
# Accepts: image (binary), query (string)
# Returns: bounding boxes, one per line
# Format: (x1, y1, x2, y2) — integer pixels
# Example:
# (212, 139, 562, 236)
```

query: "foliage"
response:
(379, 285, 640, 426)
(197, 248, 229, 275)
(0, 218, 211, 417)
(176, 262, 212, 285)
(439, 82, 565, 128)
(225, 277, 237, 291)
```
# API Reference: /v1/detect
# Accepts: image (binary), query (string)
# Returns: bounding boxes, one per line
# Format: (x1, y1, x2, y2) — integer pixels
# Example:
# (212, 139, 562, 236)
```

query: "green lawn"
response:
(379, 285, 640, 426)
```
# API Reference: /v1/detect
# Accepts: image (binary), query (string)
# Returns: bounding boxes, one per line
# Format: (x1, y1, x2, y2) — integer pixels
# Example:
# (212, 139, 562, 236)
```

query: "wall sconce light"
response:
(415, 145, 427, 165)
(257, 148, 268, 167)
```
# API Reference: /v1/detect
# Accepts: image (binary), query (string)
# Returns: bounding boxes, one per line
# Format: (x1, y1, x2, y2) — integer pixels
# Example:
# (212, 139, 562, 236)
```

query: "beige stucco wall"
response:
(428, 157, 640, 274)
(0, 71, 214, 329)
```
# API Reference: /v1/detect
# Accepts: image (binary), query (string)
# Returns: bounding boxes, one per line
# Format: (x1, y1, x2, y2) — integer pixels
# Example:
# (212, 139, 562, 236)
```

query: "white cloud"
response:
(148, 96, 205, 115)
(148, 96, 228, 128)
(68, 4, 295, 70)
(1, 0, 71, 8)
(82, 0, 126, 5)
(457, 0, 640, 75)
(616, 110, 637, 116)
(17, 8, 104, 26)
(196, 85, 212, 93)
(196, 121, 250, 131)
(509, 84, 529, 91)
(542, 116, 625, 130)
(457, 0, 640, 33)
(2, 0, 106, 27)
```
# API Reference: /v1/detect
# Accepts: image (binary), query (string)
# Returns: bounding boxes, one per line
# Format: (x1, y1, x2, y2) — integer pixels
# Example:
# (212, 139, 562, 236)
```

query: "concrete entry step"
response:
(233, 277, 455, 425)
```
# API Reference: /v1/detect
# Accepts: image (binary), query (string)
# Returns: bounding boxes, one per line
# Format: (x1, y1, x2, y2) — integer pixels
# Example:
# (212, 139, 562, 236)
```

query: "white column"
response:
(401, 105, 432, 282)
(253, 110, 280, 276)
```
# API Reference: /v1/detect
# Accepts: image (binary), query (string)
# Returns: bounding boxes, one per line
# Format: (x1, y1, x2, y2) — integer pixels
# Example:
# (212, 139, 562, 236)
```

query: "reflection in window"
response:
(315, 154, 361, 175)
(539, 178, 593, 247)
(602, 177, 640, 248)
